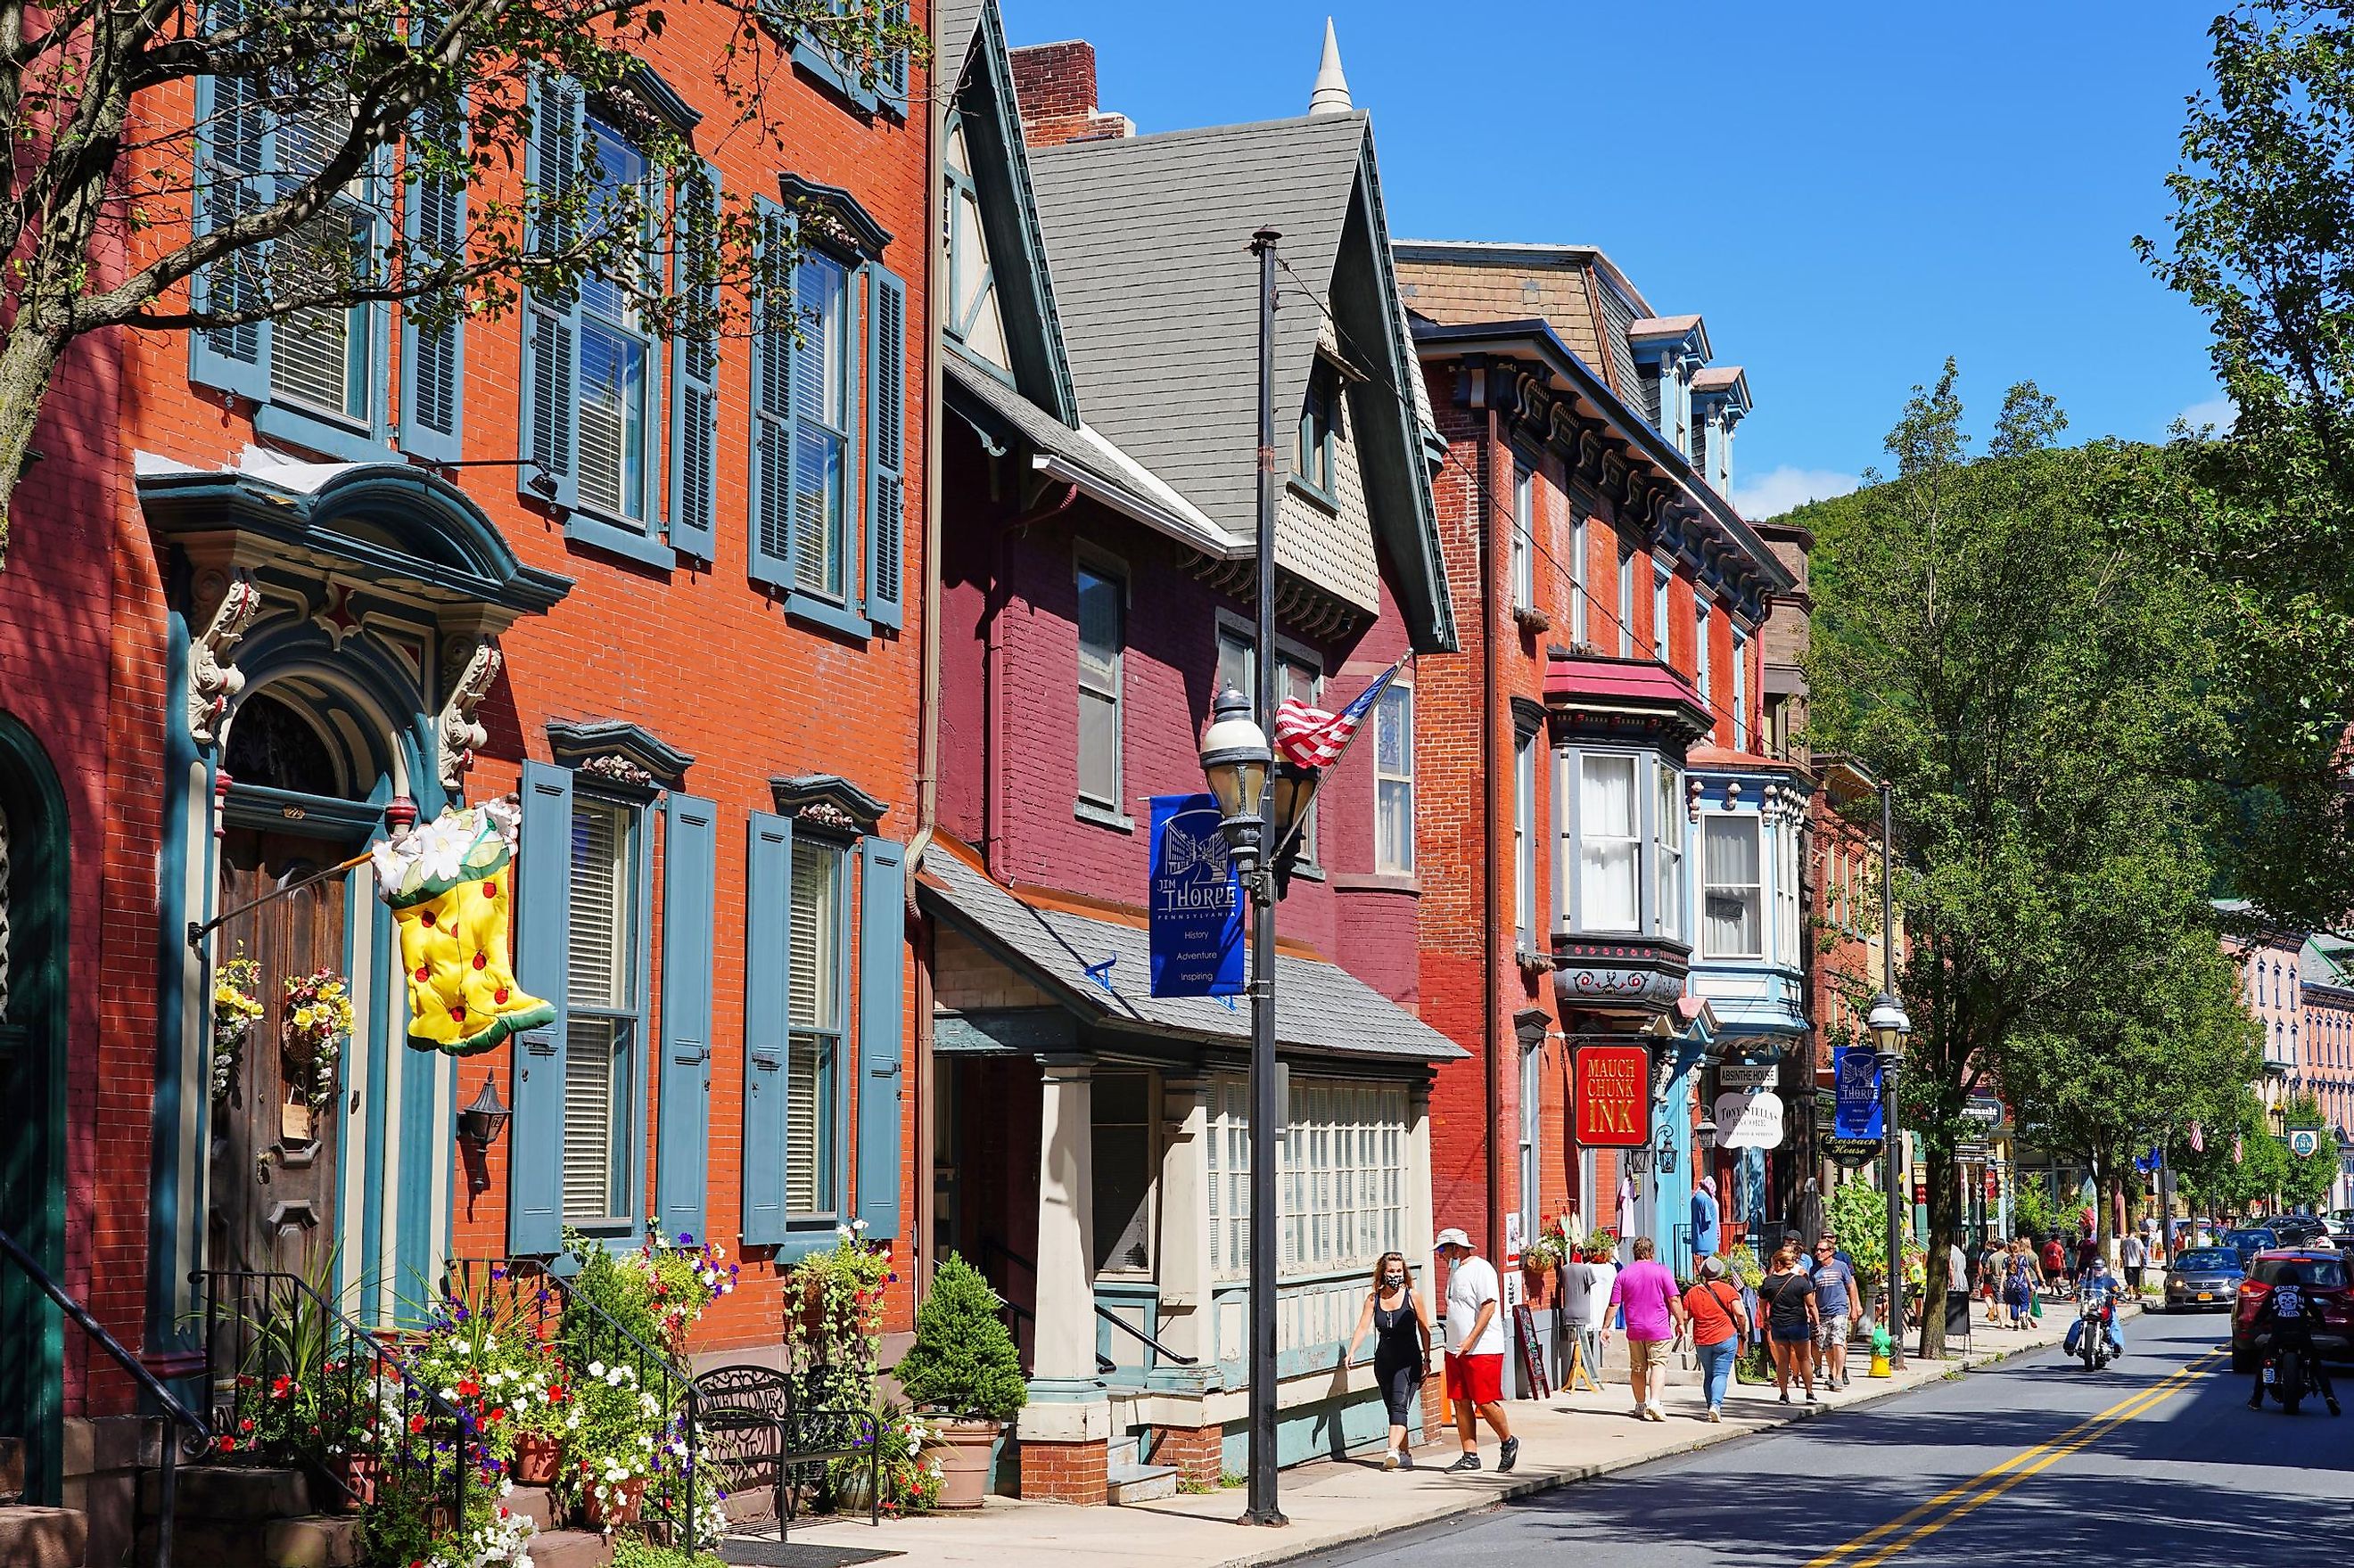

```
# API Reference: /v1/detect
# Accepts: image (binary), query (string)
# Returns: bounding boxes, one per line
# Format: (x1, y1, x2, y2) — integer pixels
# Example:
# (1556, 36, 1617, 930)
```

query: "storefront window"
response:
(1206, 1076, 1406, 1282)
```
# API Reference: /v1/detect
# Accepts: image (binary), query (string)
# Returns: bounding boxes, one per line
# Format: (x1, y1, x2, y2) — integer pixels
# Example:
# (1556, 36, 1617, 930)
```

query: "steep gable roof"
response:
(1027, 112, 1454, 652)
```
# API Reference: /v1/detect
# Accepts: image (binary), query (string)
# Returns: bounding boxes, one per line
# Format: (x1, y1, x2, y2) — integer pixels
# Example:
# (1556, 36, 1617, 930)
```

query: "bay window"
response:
(1656, 763, 1685, 940)
(1702, 814, 1763, 958)
(1578, 753, 1642, 932)
(1374, 685, 1414, 874)
(1775, 815, 1802, 968)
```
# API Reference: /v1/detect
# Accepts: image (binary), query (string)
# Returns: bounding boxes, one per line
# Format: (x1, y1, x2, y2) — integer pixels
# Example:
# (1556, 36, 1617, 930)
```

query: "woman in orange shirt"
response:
(1680, 1255, 1753, 1422)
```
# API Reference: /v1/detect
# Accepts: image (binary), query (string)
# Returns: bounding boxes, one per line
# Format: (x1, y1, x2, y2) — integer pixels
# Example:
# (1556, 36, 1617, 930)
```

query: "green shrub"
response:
(892, 1254, 1027, 1422)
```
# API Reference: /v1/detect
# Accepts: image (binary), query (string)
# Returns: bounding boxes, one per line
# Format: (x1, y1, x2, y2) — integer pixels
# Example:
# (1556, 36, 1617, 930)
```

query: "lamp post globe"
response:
(1866, 994, 1913, 1067)
(1199, 686, 1272, 871)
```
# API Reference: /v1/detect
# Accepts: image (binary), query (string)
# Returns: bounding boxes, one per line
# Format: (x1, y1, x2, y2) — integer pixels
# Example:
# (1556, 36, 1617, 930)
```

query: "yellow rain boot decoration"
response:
(373, 799, 556, 1055)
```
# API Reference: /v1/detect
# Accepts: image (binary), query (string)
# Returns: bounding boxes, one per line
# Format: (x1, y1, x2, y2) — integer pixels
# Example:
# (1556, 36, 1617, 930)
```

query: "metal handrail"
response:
(1093, 1304, 1198, 1367)
(0, 1227, 210, 1568)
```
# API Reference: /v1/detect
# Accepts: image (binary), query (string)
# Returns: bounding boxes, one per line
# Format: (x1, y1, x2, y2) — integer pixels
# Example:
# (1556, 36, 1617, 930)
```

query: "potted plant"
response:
(1519, 1232, 1563, 1275)
(890, 1254, 1026, 1510)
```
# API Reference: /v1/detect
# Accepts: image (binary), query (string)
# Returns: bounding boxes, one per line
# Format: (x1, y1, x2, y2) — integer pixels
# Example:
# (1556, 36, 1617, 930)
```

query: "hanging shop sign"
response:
(1574, 1045, 1650, 1147)
(1832, 1045, 1884, 1139)
(1825, 1137, 1882, 1169)
(1714, 1089, 1786, 1150)
(373, 799, 555, 1055)
(1961, 1096, 2004, 1126)
(2289, 1128, 2323, 1158)
(1718, 1063, 1776, 1090)
(1147, 793, 1246, 998)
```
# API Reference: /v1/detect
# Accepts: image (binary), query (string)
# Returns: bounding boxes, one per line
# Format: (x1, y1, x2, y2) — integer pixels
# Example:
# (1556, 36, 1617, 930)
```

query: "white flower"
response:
(587, 1360, 606, 1379)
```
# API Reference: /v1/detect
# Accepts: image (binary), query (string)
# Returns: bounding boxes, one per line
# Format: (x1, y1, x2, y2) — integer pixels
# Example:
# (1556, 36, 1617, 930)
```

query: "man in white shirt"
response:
(2120, 1230, 2147, 1294)
(1561, 1240, 1617, 1389)
(1436, 1227, 1518, 1474)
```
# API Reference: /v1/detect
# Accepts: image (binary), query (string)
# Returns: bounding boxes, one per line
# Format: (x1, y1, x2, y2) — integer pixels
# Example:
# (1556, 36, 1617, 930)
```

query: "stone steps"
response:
(0, 1505, 86, 1568)
(0, 1434, 24, 1502)
(1106, 1461, 1178, 1506)
(530, 1527, 615, 1568)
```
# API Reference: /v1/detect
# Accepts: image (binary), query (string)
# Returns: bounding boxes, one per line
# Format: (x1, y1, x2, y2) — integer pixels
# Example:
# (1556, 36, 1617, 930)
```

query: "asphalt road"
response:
(1310, 1310, 2351, 1568)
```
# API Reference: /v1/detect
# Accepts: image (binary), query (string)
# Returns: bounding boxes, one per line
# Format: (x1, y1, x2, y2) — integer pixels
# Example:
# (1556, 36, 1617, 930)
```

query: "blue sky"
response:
(998, 2, 2231, 517)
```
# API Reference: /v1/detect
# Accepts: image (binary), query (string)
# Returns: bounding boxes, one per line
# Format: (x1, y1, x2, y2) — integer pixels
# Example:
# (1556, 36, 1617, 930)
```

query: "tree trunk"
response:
(0, 318, 69, 569)
(1919, 1140, 1958, 1360)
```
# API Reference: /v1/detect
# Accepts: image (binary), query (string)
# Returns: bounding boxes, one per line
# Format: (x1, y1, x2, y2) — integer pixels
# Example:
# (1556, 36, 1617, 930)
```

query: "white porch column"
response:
(1030, 1055, 1099, 1386)
(1154, 1073, 1214, 1375)
(1407, 1082, 1436, 1296)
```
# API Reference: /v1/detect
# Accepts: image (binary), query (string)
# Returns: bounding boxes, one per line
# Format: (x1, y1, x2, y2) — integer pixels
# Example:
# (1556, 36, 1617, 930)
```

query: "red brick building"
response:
(912, 7, 1461, 1499)
(1394, 242, 1794, 1388)
(2, 4, 932, 1541)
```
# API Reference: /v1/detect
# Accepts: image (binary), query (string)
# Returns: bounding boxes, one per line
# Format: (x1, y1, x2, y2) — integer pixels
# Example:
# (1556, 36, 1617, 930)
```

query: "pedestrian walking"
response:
(1808, 1235, 1861, 1390)
(1680, 1255, 1750, 1423)
(1759, 1244, 1820, 1403)
(1980, 1239, 2008, 1326)
(2120, 1231, 2146, 1296)
(2006, 1236, 2042, 1329)
(1346, 1250, 1433, 1471)
(1603, 1236, 1687, 1423)
(1560, 1238, 1617, 1389)
(1433, 1228, 1518, 1474)
(2075, 1230, 2099, 1285)
(2040, 1234, 2068, 1293)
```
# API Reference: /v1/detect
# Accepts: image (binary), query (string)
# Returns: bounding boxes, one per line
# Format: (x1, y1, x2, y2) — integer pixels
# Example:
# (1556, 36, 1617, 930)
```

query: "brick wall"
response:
(1019, 1435, 1107, 1504)
(1148, 1423, 1222, 1487)
(1007, 40, 1132, 146)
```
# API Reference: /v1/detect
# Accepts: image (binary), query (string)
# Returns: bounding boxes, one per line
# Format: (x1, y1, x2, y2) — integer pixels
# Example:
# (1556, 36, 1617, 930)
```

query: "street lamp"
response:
(1872, 780, 1911, 1365)
(1199, 688, 1272, 869)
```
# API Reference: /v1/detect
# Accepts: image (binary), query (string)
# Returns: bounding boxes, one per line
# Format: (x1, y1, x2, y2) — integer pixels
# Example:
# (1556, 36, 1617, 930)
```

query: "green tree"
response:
(1800, 362, 2238, 1359)
(891, 1254, 1026, 1424)
(2280, 1090, 2340, 1210)
(0, 0, 924, 569)
(2138, 2, 2354, 924)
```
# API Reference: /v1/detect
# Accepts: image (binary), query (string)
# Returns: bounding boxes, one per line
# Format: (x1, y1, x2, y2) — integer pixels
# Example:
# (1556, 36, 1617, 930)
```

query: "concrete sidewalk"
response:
(745, 1307, 2101, 1568)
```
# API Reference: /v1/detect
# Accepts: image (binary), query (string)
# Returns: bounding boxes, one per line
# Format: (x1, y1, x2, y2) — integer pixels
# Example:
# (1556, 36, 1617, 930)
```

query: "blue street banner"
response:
(1832, 1045, 1883, 1140)
(1148, 794, 1245, 998)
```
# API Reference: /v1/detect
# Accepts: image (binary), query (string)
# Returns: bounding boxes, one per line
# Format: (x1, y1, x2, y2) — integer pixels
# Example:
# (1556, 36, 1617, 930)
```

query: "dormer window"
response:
(1294, 361, 1339, 503)
(942, 111, 1009, 371)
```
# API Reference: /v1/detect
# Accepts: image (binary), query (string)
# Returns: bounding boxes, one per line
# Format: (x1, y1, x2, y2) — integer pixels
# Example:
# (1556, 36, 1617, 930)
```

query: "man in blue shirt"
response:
(2064, 1255, 2128, 1359)
(1809, 1236, 1863, 1390)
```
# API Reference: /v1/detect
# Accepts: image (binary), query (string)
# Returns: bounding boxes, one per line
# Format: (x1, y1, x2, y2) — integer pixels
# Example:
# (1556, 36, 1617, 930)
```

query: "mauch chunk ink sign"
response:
(1148, 793, 1246, 998)
(1574, 1045, 1650, 1147)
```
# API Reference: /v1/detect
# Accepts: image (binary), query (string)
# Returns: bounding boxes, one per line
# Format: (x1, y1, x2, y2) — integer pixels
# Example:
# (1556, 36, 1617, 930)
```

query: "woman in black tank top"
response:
(1347, 1249, 1435, 1469)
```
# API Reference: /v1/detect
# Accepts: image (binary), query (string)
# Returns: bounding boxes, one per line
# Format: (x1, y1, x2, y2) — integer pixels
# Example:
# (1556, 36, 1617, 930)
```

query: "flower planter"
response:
(928, 1418, 997, 1511)
(325, 1453, 379, 1512)
(512, 1433, 563, 1485)
(584, 1476, 648, 1530)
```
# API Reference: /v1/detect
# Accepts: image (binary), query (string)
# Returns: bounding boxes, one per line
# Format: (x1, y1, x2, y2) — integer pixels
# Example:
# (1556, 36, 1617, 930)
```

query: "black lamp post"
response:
(1865, 780, 1912, 1365)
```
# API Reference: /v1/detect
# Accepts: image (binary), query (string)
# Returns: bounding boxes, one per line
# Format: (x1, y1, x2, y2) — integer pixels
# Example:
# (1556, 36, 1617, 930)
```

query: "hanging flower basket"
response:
(282, 969, 355, 1118)
(210, 951, 263, 1104)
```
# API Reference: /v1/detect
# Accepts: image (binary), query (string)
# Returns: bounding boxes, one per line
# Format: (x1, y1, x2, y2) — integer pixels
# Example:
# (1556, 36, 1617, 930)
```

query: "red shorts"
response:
(1444, 1351, 1504, 1407)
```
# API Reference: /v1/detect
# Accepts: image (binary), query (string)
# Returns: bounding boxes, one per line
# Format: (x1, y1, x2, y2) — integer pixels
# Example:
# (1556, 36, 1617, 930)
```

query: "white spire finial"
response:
(1309, 17, 1352, 115)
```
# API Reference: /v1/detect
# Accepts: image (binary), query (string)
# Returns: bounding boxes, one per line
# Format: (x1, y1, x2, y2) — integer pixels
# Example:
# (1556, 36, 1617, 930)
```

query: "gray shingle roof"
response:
(933, 0, 984, 92)
(918, 844, 1465, 1065)
(1027, 113, 1370, 543)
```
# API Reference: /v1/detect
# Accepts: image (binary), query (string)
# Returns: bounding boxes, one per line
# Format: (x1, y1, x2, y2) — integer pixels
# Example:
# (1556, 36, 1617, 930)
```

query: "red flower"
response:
(239, 1418, 254, 1433)
(457, 1376, 481, 1399)
(217, 1435, 237, 1453)
(408, 1414, 427, 1434)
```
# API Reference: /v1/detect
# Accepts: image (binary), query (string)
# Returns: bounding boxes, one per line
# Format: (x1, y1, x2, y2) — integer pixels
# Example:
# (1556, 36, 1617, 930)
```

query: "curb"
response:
(1211, 1314, 2117, 1568)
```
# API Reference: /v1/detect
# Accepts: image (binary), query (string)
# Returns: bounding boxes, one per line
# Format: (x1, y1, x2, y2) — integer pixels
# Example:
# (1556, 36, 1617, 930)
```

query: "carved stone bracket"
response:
(579, 753, 659, 790)
(436, 636, 504, 793)
(188, 571, 265, 748)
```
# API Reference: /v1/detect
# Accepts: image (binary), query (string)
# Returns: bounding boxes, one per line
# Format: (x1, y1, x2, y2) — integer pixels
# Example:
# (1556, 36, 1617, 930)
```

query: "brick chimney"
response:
(1008, 39, 1134, 147)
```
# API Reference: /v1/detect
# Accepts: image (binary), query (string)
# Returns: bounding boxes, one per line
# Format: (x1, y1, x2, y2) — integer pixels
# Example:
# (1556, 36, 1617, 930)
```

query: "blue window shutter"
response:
(189, 15, 272, 401)
(398, 95, 467, 462)
(667, 162, 722, 561)
(881, 2, 910, 110)
(855, 836, 905, 1239)
(510, 760, 573, 1255)
(747, 206, 799, 590)
(862, 262, 907, 630)
(655, 792, 717, 1244)
(741, 810, 794, 1245)
(520, 76, 582, 509)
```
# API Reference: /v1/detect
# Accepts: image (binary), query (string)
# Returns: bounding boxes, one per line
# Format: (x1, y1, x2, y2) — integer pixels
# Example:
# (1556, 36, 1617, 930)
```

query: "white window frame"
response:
(1510, 463, 1535, 612)
(1652, 555, 1672, 662)
(1617, 538, 1636, 658)
(1207, 1074, 1407, 1284)
(1701, 812, 1764, 960)
(1074, 552, 1126, 814)
(1775, 817, 1802, 969)
(1373, 683, 1414, 875)
(1695, 595, 1714, 710)
(1571, 511, 1589, 647)
(1657, 761, 1685, 941)
(1514, 727, 1538, 946)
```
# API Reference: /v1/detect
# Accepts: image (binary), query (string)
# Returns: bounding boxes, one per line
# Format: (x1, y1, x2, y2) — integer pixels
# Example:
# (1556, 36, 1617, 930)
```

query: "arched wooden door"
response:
(0, 716, 67, 1504)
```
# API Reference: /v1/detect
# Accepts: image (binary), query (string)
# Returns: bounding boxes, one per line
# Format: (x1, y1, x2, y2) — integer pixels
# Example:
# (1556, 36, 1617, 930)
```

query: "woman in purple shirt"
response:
(1603, 1236, 1688, 1422)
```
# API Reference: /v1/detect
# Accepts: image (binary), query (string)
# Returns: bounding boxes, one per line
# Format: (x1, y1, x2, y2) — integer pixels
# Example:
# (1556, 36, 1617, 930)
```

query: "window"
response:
(1578, 753, 1641, 932)
(1617, 538, 1636, 658)
(1732, 626, 1750, 750)
(1206, 1075, 1406, 1283)
(941, 112, 1008, 370)
(564, 796, 640, 1226)
(1514, 729, 1538, 944)
(1657, 763, 1685, 940)
(1295, 364, 1338, 502)
(1374, 685, 1414, 874)
(272, 105, 373, 422)
(1775, 819, 1801, 968)
(1702, 815, 1763, 958)
(787, 838, 845, 1218)
(1695, 598, 1714, 710)
(1216, 628, 1321, 864)
(793, 252, 854, 599)
(1570, 512, 1589, 646)
(1075, 558, 1125, 809)
(1652, 556, 1671, 661)
(1091, 1071, 1156, 1276)
(1510, 464, 1535, 612)
(575, 111, 656, 523)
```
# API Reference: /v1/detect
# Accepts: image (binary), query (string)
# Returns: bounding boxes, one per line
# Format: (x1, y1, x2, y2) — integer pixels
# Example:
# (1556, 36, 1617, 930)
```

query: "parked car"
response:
(2230, 1250, 2354, 1373)
(2273, 1214, 2330, 1248)
(2223, 1227, 2279, 1267)
(2161, 1247, 2244, 1312)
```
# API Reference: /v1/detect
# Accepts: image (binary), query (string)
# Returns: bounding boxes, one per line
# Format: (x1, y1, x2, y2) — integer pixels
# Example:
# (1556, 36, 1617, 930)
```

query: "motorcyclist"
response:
(2062, 1253, 2127, 1361)
(2246, 1268, 2342, 1416)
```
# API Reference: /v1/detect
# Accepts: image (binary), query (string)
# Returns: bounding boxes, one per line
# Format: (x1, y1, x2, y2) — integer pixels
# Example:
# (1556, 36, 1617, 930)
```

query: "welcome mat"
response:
(718, 1540, 902, 1568)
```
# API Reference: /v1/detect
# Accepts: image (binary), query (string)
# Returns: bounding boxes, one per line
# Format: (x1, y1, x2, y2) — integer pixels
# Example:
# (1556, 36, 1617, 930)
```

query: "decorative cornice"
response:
(187, 570, 265, 748)
(777, 172, 893, 259)
(547, 718, 695, 792)
(437, 636, 504, 792)
(770, 773, 887, 835)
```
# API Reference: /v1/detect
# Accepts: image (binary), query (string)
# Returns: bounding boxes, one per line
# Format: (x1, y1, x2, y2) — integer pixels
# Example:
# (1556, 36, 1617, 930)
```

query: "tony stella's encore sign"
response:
(1574, 1045, 1650, 1147)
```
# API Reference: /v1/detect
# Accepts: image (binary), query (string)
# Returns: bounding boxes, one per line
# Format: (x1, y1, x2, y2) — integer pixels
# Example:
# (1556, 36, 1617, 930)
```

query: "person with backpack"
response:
(1758, 1244, 1820, 1403)
(1680, 1254, 1752, 1423)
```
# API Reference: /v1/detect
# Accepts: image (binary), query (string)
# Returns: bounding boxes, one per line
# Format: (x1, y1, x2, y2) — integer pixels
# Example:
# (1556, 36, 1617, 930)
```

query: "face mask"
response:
(1383, 1272, 1405, 1287)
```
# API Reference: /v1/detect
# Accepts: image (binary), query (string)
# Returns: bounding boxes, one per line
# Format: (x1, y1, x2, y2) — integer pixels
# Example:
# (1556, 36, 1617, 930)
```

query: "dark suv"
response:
(2231, 1250, 2353, 1372)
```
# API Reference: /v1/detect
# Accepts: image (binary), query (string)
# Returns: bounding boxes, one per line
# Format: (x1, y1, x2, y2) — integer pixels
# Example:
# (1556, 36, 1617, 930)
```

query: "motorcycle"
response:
(2262, 1343, 2308, 1414)
(2073, 1296, 2117, 1370)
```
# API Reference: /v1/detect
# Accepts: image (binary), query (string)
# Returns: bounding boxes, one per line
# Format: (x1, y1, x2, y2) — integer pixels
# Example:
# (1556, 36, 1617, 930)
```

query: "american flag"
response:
(2189, 1121, 2204, 1153)
(2233, 1134, 2244, 1165)
(1272, 656, 1407, 768)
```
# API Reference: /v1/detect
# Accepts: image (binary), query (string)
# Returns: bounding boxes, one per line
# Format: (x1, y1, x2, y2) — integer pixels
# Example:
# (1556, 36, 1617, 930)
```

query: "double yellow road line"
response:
(1802, 1350, 2223, 1568)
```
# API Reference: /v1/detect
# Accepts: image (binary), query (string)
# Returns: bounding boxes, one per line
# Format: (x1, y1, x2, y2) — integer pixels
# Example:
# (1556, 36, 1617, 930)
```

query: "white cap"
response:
(1434, 1227, 1473, 1252)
